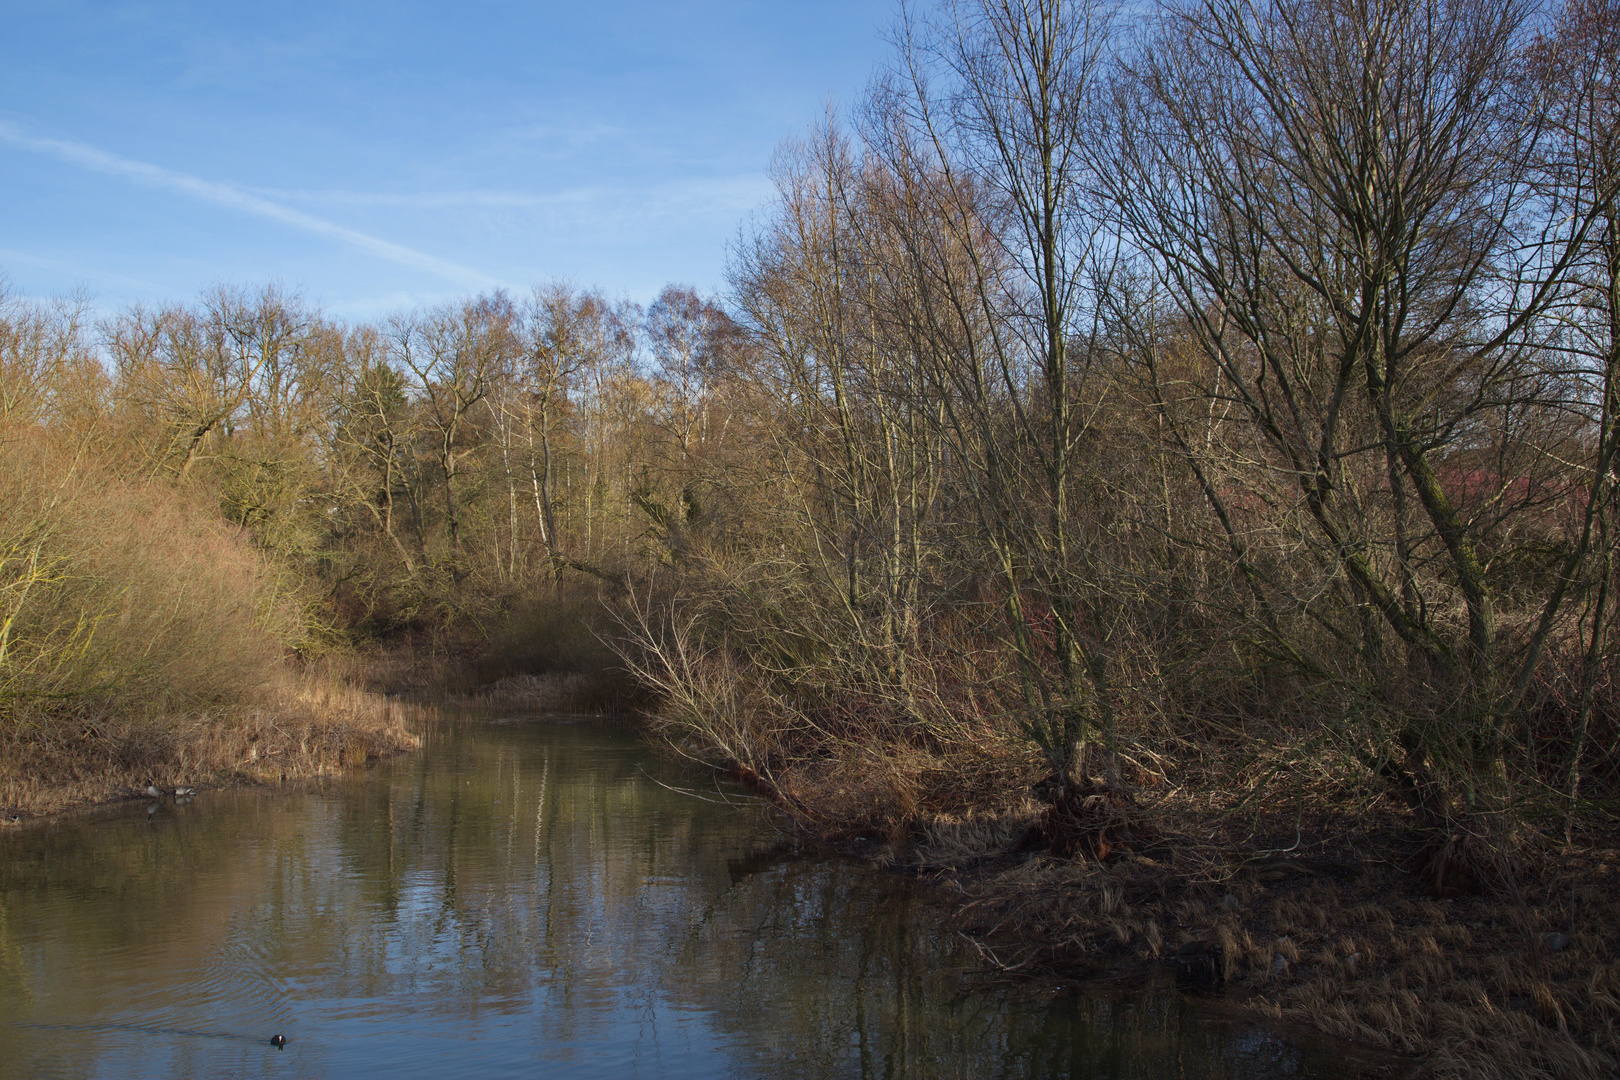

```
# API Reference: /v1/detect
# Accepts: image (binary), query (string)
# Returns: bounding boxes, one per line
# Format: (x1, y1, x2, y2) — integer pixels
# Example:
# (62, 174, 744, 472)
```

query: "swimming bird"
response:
(144, 783, 161, 798)
(270, 1034, 286, 1048)
(173, 786, 195, 797)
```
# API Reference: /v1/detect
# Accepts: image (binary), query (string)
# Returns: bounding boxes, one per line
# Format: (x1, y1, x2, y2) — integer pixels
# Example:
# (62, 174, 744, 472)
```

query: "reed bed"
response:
(0, 672, 421, 819)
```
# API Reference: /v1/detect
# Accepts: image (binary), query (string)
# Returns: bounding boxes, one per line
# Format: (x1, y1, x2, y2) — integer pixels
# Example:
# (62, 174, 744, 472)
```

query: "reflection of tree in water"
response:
(666, 846, 1356, 1080)
(0, 716, 1375, 1079)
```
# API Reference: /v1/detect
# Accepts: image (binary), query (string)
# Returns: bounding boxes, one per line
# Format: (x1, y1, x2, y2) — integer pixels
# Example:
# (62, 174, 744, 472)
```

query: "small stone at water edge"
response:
(271, 1034, 286, 1048)
(1544, 932, 1572, 953)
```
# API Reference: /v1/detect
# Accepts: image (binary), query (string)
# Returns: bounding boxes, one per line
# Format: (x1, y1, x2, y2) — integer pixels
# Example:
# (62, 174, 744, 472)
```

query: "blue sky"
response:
(0, 1, 893, 318)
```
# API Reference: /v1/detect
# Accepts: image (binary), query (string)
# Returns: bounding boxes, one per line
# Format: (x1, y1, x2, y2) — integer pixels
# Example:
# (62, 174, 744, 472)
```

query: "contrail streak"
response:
(0, 121, 500, 287)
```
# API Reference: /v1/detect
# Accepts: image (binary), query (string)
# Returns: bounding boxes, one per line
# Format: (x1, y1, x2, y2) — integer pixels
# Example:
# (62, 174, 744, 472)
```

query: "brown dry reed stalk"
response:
(0, 671, 422, 816)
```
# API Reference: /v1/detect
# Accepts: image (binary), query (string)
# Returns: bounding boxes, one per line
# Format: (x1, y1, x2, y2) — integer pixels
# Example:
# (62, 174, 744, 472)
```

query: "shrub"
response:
(0, 430, 306, 723)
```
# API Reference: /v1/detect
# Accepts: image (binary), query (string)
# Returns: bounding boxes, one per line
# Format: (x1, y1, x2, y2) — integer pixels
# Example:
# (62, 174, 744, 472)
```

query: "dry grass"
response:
(752, 733, 1042, 848)
(899, 802, 1620, 1080)
(0, 669, 421, 819)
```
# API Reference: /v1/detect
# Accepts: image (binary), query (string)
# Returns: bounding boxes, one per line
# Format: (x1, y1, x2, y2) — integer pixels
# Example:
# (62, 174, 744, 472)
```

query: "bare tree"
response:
(0, 284, 95, 431)
(1520, 0, 1620, 829)
(872, 0, 1125, 789)
(1109, 0, 1608, 821)
(388, 295, 506, 570)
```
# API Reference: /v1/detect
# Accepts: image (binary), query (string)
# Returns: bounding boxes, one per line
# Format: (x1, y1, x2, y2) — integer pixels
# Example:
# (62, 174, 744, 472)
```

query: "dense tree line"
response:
(2, 280, 735, 615)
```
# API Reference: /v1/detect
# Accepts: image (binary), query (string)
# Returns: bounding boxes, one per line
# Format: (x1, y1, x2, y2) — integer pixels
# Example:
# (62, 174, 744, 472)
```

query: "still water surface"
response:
(0, 709, 1387, 1078)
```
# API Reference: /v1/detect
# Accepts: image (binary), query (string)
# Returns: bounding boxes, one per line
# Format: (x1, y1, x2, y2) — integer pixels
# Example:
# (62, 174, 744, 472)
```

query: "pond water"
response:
(0, 709, 1395, 1079)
